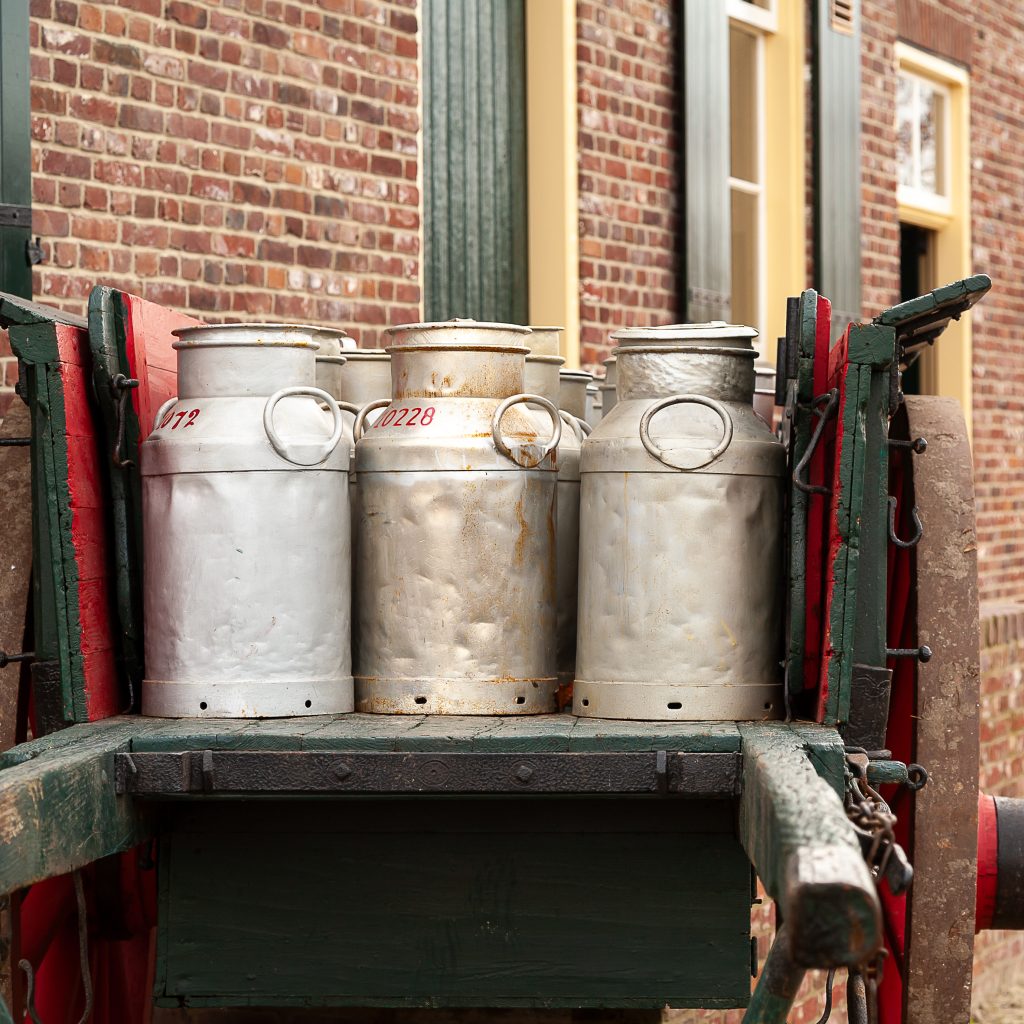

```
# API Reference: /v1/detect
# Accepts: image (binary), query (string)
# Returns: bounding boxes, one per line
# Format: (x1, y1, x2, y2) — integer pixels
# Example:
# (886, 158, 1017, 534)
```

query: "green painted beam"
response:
(0, 718, 157, 894)
(738, 723, 880, 968)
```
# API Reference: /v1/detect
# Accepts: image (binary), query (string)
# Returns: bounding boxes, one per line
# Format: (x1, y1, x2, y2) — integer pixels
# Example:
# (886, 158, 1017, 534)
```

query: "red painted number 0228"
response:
(375, 406, 435, 428)
(160, 408, 200, 430)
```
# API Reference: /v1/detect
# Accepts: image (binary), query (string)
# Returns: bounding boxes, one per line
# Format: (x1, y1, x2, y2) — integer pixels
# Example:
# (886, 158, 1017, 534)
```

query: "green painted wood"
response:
(125, 714, 742, 755)
(423, 0, 528, 322)
(156, 799, 751, 1008)
(87, 287, 144, 693)
(0, 0, 31, 300)
(680, 0, 730, 322)
(874, 273, 991, 330)
(0, 717, 155, 894)
(786, 290, 821, 701)
(738, 723, 880, 967)
(813, 0, 861, 337)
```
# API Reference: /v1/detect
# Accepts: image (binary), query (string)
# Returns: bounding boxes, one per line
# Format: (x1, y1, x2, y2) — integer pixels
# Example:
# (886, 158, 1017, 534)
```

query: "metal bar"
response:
(0, 204, 30, 228)
(742, 924, 806, 1024)
(0, 437, 29, 447)
(114, 750, 742, 797)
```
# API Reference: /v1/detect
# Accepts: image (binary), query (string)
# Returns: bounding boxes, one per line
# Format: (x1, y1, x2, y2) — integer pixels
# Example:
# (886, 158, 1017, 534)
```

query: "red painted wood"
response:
(815, 327, 852, 720)
(118, 293, 200, 447)
(977, 792, 999, 932)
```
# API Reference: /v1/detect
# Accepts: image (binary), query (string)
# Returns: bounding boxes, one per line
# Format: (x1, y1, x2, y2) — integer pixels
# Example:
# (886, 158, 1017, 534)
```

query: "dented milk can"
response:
(527, 329, 585, 703)
(575, 322, 785, 721)
(141, 323, 353, 718)
(353, 319, 561, 714)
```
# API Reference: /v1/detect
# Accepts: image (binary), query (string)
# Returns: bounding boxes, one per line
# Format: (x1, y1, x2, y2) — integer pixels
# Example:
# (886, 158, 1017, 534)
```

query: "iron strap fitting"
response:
(111, 374, 140, 469)
(793, 388, 839, 495)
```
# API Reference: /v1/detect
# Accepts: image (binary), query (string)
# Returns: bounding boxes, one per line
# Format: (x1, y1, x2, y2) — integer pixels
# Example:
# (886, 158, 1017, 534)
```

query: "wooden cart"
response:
(0, 278, 1009, 1023)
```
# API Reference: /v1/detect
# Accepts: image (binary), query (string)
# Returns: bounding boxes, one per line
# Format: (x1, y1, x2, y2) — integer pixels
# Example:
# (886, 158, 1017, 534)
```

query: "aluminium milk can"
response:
(141, 323, 353, 718)
(559, 368, 593, 422)
(575, 322, 785, 721)
(313, 327, 356, 403)
(527, 329, 586, 703)
(353, 319, 561, 715)
(599, 354, 618, 415)
(586, 381, 603, 426)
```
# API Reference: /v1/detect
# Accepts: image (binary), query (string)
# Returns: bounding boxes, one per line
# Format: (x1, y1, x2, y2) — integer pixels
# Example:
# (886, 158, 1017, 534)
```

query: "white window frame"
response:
(727, 5, 772, 349)
(897, 68, 953, 219)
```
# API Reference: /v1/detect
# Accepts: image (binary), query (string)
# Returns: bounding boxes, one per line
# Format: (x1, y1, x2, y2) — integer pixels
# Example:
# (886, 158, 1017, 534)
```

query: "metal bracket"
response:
(25, 237, 45, 266)
(793, 388, 839, 495)
(886, 644, 933, 663)
(887, 496, 924, 549)
(110, 374, 140, 469)
(114, 750, 743, 798)
(887, 435, 927, 454)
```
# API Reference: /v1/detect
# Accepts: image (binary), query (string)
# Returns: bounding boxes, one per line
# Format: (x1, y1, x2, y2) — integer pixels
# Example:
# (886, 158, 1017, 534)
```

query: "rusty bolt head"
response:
(334, 763, 352, 781)
(515, 764, 534, 783)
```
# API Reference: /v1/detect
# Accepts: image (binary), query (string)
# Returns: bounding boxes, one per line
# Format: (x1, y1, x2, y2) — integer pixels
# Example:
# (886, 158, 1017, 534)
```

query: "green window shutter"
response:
(680, 0, 731, 323)
(423, 0, 528, 324)
(813, 0, 862, 337)
(0, 0, 31, 299)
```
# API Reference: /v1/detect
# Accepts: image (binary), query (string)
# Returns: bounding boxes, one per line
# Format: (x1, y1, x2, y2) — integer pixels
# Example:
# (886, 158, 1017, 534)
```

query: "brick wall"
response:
(28, 0, 421, 343)
(576, 0, 679, 371)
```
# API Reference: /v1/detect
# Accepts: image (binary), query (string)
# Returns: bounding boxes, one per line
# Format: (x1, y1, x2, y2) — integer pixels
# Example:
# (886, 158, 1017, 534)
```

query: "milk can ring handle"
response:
(152, 397, 178, 432)
(263, 386, 343, 467)
(352, 398, 392, 443)
(559, 410, 590, 442)
(492, 394, 562, 467)
(639, 394, 733, 471)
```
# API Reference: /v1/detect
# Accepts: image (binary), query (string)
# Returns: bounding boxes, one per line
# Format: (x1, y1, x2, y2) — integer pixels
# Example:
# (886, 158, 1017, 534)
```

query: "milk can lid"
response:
(172, 323, 321, 349)
(610, 321, 759, 346)
(384, 318, 531, 351)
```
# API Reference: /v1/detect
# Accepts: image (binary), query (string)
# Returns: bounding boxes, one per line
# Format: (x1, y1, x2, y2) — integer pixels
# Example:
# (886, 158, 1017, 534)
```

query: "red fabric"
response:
(976, 792, 999, 932)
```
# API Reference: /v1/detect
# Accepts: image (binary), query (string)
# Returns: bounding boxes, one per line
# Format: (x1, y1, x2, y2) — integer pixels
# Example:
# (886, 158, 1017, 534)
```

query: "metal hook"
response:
(812, 967, 837, 1024)
(111, 373, 140, 469)
(19, 871, 93, 1024)
(888, 496, 923, 549)
(793, 388, 839, 495)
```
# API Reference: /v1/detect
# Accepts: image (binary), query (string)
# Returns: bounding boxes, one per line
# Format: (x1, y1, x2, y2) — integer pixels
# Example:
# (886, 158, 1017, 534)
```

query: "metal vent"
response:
(831, 0, 855, 33)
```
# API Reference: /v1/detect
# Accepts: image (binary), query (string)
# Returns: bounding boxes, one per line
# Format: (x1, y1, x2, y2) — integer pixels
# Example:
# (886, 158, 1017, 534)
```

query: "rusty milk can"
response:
(141, 323, 352, 718)
(527, 328, 587, 701)
(575, 322, 785, 721)
(353, 319, 561, 714)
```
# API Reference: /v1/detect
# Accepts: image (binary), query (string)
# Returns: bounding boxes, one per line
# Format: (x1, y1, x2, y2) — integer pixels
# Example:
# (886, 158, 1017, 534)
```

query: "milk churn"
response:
(599, 355, 618, 415)
(312, 327, 356, 401)
(753, 359, 777, 425)
(141, 323, 353, 718)
(586, 381, 603, 426)
(575, 322, 785, 721)
(353, 319, 561, 715)
(527, 329, 586, 703)
(559, 369, 593, 422)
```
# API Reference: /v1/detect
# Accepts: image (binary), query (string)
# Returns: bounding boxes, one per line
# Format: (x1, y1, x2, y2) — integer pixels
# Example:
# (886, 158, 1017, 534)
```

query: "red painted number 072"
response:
(375, 406, 436, 428)
(159, 408, 200, 430)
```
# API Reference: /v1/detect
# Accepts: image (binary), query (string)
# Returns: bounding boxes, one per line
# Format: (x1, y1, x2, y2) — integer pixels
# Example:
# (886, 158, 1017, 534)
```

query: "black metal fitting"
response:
(886, 644, 933, 663)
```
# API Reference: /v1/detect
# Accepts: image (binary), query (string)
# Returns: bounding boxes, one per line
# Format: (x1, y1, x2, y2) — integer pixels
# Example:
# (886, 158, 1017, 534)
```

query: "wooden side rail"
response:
(738, 723, 882, 968)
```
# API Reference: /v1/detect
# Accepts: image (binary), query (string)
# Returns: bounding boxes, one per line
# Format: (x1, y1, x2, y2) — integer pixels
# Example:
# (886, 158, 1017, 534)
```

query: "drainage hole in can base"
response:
(414, 696, 427, 705)
(199, 701, 208, 711)
(580, 699, 590, 707)
(667, 702, 682, 710)
(304, 699, 312, 709)
(763, 702, 773, 711)
(515, 696, 525, 705)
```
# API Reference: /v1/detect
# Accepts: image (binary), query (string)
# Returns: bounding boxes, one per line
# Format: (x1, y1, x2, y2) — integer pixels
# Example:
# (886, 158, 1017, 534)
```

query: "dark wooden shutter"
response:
(680, 1, 731, 323)
(813, 0, 862, 337)
(423, 0, 528, 323)
(0, 0, 31, 298)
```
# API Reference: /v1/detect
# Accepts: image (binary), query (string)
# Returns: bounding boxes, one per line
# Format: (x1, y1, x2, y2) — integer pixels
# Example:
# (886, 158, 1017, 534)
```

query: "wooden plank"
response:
(0, 718, 157, 894)
(156, 798, 750, 1008)
(901, 397, 979, 1024)
(738, 723, 880, 967)
(0, 401, 31, 750)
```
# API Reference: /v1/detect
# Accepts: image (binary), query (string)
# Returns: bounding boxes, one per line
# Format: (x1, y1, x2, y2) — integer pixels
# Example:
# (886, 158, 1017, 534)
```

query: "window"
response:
(897, 70, 950, 215)
(895, 43, 971, 421)
(729, 22, 764, 338)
